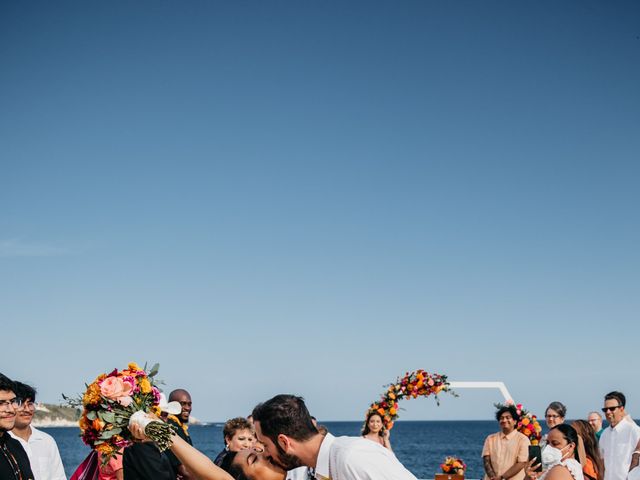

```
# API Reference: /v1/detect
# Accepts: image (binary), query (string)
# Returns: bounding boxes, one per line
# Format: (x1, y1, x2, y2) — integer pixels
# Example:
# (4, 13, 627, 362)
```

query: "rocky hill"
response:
(33, 403, 80, 427)
(31, 403, 201, 427)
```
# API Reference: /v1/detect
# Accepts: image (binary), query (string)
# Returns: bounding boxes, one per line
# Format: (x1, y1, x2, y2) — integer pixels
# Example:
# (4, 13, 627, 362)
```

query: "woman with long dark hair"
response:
(361, 411, 392, 451)
(571, 420, 603, 480)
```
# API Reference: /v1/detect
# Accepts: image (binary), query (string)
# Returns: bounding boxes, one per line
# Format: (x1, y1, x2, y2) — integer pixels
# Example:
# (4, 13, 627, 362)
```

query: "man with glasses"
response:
(9, 382, 65, 480)
(599, 391, 640, 480)
(0, 373, 34, 480)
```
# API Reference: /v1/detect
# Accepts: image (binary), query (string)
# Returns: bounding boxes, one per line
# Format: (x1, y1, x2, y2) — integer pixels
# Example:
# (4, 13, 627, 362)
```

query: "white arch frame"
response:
(448, 381, 514, 403)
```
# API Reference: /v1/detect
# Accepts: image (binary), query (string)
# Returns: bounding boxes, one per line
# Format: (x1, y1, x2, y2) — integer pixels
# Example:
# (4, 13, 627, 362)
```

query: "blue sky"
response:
(1, 0, 639, 422)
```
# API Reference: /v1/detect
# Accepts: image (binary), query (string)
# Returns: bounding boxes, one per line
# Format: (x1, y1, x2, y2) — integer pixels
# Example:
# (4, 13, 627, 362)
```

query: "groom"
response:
(252, 394, 417, 480)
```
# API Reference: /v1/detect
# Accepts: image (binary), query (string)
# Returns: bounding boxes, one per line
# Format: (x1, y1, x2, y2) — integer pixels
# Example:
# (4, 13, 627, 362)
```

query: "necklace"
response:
(0, 440, 23, 480)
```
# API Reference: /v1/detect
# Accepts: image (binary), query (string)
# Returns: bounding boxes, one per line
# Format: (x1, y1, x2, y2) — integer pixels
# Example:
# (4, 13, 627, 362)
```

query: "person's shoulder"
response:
(5, 434, 26, 449)
(30, 426, 58, 443)
(514, 431, 530, 442)
(545, 463, 576, 480)
(334, 437, 416, 479)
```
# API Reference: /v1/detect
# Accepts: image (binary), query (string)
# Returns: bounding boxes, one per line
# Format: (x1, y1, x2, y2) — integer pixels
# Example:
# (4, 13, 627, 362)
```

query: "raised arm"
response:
(169, 433, 234, 480)
(130, 420, 234, 480)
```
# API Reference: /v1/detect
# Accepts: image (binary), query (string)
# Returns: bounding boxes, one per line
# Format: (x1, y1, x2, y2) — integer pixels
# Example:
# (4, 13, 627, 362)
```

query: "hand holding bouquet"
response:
(68, 362, 175, 464)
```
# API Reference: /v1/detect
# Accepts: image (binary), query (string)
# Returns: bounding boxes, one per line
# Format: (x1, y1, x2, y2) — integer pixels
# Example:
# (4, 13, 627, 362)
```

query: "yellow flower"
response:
(128, 362, 142, 372)
(138, 378, 152, 394)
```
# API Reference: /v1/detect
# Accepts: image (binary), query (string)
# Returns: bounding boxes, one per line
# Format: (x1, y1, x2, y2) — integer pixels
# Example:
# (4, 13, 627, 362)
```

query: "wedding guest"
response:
(525, 424, 583, 480)
(571, 420, 603, 480)
(0, 373, 34, 480)
(361, 411, 392, 451)
(587, 413, 604, 441)
(482, 405, 530, 480)
(167, 388, 195, 479)
(599, 391, 640, 480)
(123, 398, 183, 480)
(545, 402, 567, 429)
(214, 417, 256, 466)
(252, 394, 417, 479)
(8, 382, 66, 480)
(98, 451, 123, 480)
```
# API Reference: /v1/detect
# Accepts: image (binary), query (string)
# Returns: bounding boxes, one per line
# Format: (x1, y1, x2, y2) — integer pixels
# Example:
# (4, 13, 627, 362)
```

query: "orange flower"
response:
(83, 382, 102, 406)
(79, 414, 90, 431)
(377, 407, 385, 416)
(96, 443, 115, 455)
(92, 418, 105, 431)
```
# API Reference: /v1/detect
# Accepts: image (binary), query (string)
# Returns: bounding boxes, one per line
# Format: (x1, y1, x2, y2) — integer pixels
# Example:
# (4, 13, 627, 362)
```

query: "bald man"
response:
(166, 389, 194, 479)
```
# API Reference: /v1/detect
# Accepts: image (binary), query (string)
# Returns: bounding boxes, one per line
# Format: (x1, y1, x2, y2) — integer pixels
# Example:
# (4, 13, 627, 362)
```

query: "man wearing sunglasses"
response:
(0, 373, 34, 480)
(9, 382, 66, 480)
(599, 391, 640, 480)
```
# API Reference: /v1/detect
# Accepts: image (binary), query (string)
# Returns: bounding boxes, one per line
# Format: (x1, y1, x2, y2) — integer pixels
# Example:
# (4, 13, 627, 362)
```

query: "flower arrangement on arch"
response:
(494, 401, 542, 445)
(65, 362, 174, 465)
(441, 456, 466, 475)
(365, 369, 455, 430)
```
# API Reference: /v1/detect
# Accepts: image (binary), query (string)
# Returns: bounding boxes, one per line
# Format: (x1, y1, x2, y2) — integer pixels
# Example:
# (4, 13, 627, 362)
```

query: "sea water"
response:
(46, 420, 499, 479)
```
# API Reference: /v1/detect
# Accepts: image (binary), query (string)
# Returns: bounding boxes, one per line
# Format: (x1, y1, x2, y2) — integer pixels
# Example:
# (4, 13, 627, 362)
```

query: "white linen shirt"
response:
(9, 426, 66, 480)
(314, 432, 417, 480)
(599, 418, 640, 480)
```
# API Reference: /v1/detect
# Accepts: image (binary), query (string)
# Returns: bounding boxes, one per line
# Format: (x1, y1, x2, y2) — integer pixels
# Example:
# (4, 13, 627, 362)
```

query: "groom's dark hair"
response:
(252, 394, 318, 443)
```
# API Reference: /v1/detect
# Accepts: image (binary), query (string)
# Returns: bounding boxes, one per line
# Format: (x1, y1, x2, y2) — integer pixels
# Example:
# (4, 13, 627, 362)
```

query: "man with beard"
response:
(0, 373, 34, 480)
(9, 382, 66, 480)
(167, 389, 195, 480)
(252, 394, 417, 480)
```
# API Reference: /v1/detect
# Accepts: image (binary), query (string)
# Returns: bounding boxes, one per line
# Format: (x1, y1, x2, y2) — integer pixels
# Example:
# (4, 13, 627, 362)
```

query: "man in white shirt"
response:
(252, 394, 417, 480)
(599, 391, 640, 480)
(8, 382, 66, 480)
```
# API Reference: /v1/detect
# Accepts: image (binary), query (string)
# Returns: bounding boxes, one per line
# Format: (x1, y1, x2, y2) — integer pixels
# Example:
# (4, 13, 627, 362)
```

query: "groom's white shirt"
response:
(314, 432, 417, 480)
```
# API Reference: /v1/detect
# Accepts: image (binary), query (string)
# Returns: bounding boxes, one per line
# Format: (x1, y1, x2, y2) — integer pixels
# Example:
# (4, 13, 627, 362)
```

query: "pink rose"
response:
(100, 376, 134, 400)
(118, 396, 133, 407)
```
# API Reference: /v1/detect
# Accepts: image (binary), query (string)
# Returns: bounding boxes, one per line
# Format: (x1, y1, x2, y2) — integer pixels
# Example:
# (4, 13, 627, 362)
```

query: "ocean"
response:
(46, 420, 502, 479)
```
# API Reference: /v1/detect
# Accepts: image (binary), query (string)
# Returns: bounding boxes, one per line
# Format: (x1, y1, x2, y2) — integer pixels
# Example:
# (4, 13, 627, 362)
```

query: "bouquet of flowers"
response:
(366, 369, 456, 430)
(66, 362, 174, 464)
(441, 456, 466, 475)
(494, 401, 542, 445)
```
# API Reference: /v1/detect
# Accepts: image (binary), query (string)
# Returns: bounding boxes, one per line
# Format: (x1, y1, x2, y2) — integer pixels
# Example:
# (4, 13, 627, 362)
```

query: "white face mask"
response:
(541, 444, 569, 469)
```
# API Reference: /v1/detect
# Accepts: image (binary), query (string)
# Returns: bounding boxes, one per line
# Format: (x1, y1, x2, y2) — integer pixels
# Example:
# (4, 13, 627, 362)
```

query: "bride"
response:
(129, 421, 285, 480)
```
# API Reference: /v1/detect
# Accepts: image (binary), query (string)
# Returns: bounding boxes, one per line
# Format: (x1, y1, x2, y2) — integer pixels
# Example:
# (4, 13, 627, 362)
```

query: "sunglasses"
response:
(601, 405, 623, 413)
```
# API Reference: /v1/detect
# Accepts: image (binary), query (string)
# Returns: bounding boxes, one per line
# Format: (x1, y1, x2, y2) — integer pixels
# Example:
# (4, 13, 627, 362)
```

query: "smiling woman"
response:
(362, 411, 392, 451)
(220, 450, 285, 480)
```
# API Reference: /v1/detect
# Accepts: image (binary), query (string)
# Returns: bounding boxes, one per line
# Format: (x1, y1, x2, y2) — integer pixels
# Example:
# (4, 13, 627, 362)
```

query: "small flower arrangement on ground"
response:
(365, 369, 456, 430)
(441, 456, 466, 475)
(494, 401, 542, 445)
(65, 362, 174, 465)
